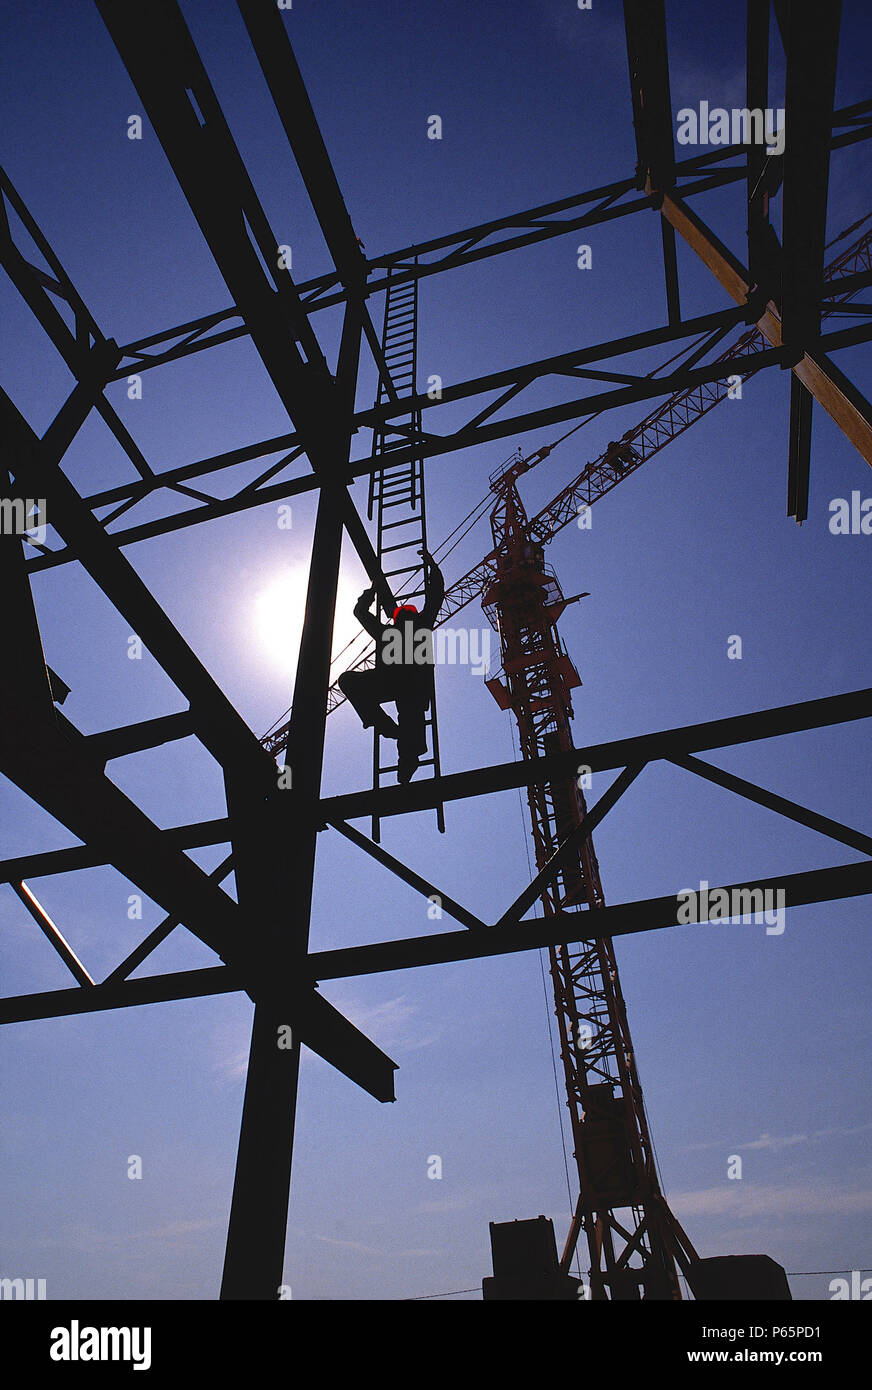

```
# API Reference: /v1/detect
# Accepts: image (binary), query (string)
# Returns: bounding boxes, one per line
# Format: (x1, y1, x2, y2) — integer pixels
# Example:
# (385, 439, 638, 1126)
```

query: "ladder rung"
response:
(384, 564, 419, 577)
(381, 516, 422, 531)
(381, 538, 423, 555)
(378, 471, 415, 485)
(379, 468, 416, 483)
(378, 476, 416, 491)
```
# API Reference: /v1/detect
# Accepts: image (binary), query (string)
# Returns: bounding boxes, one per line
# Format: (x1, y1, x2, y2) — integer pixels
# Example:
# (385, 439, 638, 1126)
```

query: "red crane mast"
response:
(481, 452, 697, 1297)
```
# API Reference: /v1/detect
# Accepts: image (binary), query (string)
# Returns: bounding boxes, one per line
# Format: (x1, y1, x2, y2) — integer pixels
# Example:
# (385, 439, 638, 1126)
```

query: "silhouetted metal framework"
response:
(1, 0, 870, 1299)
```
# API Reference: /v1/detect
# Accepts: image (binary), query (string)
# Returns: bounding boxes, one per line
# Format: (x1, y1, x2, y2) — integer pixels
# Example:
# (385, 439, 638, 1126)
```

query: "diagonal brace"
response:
(495, 764, 645, 929)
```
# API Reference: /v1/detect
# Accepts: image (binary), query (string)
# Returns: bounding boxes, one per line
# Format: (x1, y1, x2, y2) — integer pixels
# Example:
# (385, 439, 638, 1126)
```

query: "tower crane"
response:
(257, 213, 872, 1296)
(260, 213, 872, 755)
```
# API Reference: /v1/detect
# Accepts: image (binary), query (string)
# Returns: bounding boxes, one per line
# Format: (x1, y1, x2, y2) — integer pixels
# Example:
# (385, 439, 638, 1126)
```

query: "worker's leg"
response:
(337, 669, 399, 738)
(396, 695, 430, 782)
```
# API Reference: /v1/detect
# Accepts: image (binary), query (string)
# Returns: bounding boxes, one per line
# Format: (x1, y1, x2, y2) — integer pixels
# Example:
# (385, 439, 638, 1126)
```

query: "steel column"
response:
(220, 299, 369, 1300)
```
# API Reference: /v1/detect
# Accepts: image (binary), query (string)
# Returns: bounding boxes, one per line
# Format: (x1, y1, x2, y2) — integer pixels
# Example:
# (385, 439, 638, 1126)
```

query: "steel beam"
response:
(0, 818, 231, 884)
(0, 166, 154, 483)
(96, 0, 395, 619)
(102, 101, 872, 377)
(327, 819, 485, 932)
(623, 0, 675, 192)
(85, 710, 196, 763)
(787, 375, 814, 523)
(11, 882, 95, 988)
(780, 0, 841, 352)
(745, 0, 782, 302)
(101, 854, 234, 987)
(0, 393, 392, 1107)
(669, 752, 872, 857)
(309, 861, 872, 981)
(0, 966, 241, 1025)
(6, 384, 274, 773)
(3, 859, 868, 1024)
(221, 299, 368, 1301)
(494, 765, 644, 929)
(321, 687, 872, 824)
(95, 100, 872, 385)
(657, 190, 872, 467)
(21, 287, 872, 571)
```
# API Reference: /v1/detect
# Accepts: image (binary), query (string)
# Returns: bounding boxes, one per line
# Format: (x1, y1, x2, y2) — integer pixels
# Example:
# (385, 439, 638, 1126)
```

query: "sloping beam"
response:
(0, 966, 241, 1024)
(236, 0, 363, 280)
(328, 819, 485, 932)
(235, 0, 398, 405)
(0, 166, 154, 482)
(11, 882, 95, 988)
(96, 0, 395, 619)
(0, 817, 231, 883)
(669, 753, 872, 856)
(6, 383, 273, 773)
(655, 190, 872, 467)
(495, 765, 644, 929)
(85, 710, 196, 763)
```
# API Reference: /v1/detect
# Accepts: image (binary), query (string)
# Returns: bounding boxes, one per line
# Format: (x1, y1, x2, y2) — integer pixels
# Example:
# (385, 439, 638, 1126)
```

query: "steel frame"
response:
(1, 0, 870, 1299)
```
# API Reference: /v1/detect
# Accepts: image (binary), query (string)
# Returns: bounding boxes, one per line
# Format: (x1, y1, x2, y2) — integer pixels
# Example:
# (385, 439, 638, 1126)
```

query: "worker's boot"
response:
(397, 752, 420, 784)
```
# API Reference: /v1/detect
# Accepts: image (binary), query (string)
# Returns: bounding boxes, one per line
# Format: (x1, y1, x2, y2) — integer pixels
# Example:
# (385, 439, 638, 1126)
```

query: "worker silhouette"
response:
(338, 549, 445, 784)
(604, 437, 640, 472)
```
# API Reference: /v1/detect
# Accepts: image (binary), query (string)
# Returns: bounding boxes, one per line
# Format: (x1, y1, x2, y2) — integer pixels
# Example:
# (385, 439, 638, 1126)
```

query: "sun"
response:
(254, 565, 373, 678)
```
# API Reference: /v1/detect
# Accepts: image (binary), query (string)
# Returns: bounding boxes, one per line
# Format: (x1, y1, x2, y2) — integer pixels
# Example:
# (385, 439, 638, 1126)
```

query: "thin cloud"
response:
(679, 1122, 872, 1155)
(671, 1183, 872, 1221)
(308, 994, 439, 1055)
(315, 1234, 437, 1258)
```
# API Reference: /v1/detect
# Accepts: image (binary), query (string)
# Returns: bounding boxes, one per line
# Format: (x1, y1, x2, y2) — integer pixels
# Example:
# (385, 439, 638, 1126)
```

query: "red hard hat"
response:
(392, 604, 418, 621)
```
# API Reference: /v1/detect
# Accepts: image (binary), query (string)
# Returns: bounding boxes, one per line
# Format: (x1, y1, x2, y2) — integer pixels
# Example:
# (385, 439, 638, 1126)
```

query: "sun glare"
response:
(254, 566, 372, 677)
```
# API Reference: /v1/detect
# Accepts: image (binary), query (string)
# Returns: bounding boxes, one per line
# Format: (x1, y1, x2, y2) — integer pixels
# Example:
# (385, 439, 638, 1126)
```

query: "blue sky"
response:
(0, 0, 870, 1300)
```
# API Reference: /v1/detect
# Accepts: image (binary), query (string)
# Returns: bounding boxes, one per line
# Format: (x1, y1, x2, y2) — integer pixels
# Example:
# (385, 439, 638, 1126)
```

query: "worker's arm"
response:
(419, 550, 445, 627)
(353, 586, 385, 642)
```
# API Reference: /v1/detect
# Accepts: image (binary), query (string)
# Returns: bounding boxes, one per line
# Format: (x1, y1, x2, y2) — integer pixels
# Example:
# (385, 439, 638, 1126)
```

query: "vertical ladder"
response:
(368, 260, 445, 841)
